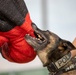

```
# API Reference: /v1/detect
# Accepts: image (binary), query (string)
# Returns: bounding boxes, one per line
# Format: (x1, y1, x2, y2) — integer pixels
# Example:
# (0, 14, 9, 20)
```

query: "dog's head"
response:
(25, 24, 75, 67)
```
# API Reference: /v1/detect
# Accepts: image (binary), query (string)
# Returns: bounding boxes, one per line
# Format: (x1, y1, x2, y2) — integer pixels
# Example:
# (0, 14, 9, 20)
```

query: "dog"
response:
(25, 24, 76, 75)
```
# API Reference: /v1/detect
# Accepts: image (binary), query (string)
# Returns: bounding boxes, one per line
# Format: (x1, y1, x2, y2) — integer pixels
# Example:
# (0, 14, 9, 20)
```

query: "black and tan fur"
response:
(25, 24, 76, 75)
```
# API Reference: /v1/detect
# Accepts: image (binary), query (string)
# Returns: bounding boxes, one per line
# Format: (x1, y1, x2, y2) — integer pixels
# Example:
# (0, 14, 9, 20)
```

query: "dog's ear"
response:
(61, 40, 75, 51)
(58, 40, 75, 56)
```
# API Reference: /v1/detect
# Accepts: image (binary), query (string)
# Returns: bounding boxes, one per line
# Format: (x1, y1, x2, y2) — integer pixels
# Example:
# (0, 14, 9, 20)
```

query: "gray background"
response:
(0, 0, 76, 74)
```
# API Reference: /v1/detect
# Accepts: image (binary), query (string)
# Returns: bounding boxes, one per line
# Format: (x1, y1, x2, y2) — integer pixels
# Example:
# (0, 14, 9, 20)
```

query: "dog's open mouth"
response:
(26, 31, 46, 43)
(25, 24, 49, 50)
(34, 32, 45, 42)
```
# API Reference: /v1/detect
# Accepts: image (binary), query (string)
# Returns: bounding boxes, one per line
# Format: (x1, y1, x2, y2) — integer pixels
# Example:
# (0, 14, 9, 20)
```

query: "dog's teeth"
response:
(36, 38, 40, 40)
(37, 38, 40, 40)
(38, 35, 41, 38)
(26, 34, 30, 36)
(37, 34, 42, 39)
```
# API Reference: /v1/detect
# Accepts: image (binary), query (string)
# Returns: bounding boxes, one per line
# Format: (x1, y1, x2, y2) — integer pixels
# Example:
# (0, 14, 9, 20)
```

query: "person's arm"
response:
(72, 38, 76, 47)
(0, 0, 35, 36)
(70, 38, 76, 57)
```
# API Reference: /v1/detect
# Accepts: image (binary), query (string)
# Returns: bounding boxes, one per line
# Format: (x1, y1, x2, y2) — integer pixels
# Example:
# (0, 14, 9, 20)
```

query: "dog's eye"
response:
(62, 43, 68, 50)
(62, 45, 67, 50)
(58, 46, 64, 50)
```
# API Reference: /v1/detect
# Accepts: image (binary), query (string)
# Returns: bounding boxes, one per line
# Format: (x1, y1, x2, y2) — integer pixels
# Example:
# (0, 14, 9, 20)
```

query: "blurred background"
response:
(0, 0, 76, 75)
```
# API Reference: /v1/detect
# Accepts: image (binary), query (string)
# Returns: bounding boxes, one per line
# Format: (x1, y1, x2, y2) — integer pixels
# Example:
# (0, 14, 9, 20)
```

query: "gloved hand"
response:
(0, 20, 36, 63)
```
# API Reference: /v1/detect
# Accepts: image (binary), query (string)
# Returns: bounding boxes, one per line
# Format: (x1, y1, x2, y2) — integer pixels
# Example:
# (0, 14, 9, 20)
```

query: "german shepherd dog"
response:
(25, 24, 76, 75)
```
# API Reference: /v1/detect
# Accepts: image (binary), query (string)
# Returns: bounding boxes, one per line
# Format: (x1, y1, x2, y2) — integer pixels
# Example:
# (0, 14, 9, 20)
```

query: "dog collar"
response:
(47, 53, 76, 75)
